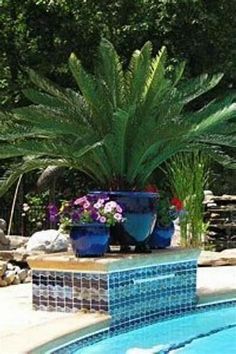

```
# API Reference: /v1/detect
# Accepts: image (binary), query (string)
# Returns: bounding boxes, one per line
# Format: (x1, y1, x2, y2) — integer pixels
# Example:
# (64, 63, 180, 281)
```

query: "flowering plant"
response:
(145, 185, 185, 227)
(22, 193, 48, 233)
(157, 193, 185, 227)
(48, 194, 124, 231)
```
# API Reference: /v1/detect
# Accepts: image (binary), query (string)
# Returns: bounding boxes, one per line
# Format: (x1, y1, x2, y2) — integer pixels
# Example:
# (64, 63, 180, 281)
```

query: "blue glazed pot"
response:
(149, 222, 175, 249)
(89, 191, 158, 247)
(70, 223, 109, 257)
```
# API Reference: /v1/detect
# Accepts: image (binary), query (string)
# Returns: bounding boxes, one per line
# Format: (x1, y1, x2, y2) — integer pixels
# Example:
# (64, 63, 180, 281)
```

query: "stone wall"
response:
(204, 194, 236, 251)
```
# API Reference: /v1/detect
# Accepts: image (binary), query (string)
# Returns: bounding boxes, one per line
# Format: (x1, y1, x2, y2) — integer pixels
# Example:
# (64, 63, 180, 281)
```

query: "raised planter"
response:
(28, 248, 200, 332)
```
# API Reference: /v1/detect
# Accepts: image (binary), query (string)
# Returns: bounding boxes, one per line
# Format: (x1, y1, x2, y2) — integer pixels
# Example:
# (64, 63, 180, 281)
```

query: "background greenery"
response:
(0, 0, 236, 236)
(1, 0, 236, 109)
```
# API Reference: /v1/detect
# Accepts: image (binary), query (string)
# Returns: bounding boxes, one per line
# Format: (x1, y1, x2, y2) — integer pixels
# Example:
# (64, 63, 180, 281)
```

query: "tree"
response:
(1, 1, 236, 108)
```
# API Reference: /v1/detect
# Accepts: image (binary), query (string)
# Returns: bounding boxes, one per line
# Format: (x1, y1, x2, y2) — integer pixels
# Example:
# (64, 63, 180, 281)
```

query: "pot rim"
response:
(71, 222, 109, 228)
(89, 190, 159, 198)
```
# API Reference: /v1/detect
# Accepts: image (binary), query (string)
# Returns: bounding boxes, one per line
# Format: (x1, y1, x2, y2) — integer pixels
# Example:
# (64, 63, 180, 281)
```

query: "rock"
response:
(24, 274, 31, 283)
(18, 269, 28, 282)
(219, 249, 236, 265)
(204, 190, 213, 196)
(12, 274, 21, 285)
(4, 270, 15, 285)
(0, 260, 7, 277)
(198, 251, 219, 266)
(0, 250, 16, 262)
(7, 262, 14, 270)
(0, 249, 30, 262)
(13, 248, 30, 262)
(0, 230, 10, 249)
(207, 202, 217, 207)
(13, 265, 21, 274)
(0, 278, 8, 287)
(198, 249, 236, 266)
(0, 219, 10, 250)
(26, 229, 69, 253)
(6, 235, 29, 250)
(0, 219, 7, 231)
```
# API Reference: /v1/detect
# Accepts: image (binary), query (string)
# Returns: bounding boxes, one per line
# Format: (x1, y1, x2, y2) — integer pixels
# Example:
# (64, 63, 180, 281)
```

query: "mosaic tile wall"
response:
(32, 271, 108, 312)
(108, 260, 197, 332)
(32, 259, 197, 330)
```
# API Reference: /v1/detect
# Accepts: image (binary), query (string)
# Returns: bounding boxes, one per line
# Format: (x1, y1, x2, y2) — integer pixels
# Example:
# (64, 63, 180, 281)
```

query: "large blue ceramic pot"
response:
(149, 222, 175, 249)
(70, 223, 109, 257)
(89, 191, 158, 249)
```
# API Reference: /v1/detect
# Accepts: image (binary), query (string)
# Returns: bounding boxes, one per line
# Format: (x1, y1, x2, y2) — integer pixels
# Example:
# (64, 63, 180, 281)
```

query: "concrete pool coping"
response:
(0, 266, 235, 354)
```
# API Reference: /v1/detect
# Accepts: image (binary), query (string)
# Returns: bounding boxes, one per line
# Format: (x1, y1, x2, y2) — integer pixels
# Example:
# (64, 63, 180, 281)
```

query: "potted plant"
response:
(149, 192, 185, 249)
(49, 194, 124, 257)
(0, 40, 235, 252)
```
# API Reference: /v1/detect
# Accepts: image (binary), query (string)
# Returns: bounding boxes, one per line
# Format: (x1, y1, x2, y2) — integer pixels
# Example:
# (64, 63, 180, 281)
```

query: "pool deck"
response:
(0, 266, 235, 354)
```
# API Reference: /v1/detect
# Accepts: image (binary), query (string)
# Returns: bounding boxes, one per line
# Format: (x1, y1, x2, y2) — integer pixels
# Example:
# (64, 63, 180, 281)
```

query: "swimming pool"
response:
(71, 305, 236, 354)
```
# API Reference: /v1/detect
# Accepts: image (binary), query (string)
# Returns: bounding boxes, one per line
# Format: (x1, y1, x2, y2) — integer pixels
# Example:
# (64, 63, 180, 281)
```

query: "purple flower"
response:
(48, 204, 59, 222)
(72, 211, 81, 223)
(49, 214, 59, 223)
(90, 210, 99, 221)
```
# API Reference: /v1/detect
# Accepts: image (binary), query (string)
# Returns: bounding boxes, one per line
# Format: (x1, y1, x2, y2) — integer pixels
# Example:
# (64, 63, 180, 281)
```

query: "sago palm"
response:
(0, 39, 235, 195)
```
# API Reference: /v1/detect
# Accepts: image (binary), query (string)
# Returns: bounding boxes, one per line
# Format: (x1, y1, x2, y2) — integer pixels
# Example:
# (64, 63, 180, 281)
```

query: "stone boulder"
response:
(26, 229, 69, 253)
(6, 235, 29, 250)
(219, 249, 236, 265)
(0, 219, 7, 231)
(0, 260, 7, 277)
(198, 249, 236, 266)
(4, 270, 15, 285)
(0, 218, 10, 250)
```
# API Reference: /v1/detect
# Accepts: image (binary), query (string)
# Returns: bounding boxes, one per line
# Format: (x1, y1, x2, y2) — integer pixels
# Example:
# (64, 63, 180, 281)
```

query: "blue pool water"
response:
(75, 306, 236, 354)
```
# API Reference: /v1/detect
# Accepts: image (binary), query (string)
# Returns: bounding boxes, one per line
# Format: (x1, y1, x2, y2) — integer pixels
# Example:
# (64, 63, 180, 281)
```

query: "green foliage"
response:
(156, 192, 175, 227)
(1, 0, 236, 109)
(166, 152, 209, 248)
(23, 192, 48, 233)
(0, 39, 235, 196)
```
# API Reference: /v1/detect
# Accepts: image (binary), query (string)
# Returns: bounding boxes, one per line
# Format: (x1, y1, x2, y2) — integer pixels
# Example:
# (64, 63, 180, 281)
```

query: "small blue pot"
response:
(70, 223, 109, 257)
(149, 222, 175, 249)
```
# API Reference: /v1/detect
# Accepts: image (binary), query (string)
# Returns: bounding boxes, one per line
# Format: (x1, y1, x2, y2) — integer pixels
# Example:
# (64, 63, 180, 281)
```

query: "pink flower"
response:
(114, 213, 122, 221)
(99, 216, 107, 223)
(105, 201, 117, 209)
(94, 201, 103, 209)
(104, 204, 113, 213)
(83, 201, 91, 209)
(98, 198, 105, 205)
(116, 205, 123, 213)
(74, 196, 87, 206)
(96, 213, 101, 220)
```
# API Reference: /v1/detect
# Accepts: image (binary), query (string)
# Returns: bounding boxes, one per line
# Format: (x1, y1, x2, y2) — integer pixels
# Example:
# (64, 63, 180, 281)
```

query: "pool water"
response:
(75, 306, 236, 354)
